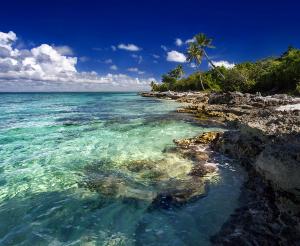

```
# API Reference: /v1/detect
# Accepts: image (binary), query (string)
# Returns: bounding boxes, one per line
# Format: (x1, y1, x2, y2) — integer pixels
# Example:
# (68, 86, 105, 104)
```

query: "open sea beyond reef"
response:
(0, 92, 245, 246)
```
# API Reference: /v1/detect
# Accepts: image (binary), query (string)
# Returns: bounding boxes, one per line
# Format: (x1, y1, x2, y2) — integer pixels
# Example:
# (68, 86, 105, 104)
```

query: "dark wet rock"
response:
(172, 132, 220, 180)
(214, 118, 300, 204)
(82, 171, 156, 201)
(140, 91, 300, 243)
(208, 92, 249, 105)
(151, 190, 194, 209)
(211, 169, 300, 245)
(210, 111, 300, 244)
(189, 163, 217, 177)
(150, 178, 207, 209)
(194, 132, 221, 144)
(81, 153, 214, 204)
(174, 131, 221, 148)
(208, 92, 300, 107)
(194, 152, 210, 162)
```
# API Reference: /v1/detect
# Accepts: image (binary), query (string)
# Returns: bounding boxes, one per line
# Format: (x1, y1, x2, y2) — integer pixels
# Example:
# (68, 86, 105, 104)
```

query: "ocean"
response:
(0, 92, 244, 245)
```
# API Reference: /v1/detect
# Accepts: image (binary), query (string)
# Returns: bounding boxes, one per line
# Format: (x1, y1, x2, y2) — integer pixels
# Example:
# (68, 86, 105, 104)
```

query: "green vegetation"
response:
(151, 33, 300, 95)
(185, 33, 225, 90)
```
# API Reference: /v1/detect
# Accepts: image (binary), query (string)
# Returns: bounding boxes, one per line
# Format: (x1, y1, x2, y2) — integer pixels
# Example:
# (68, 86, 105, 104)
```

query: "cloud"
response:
(79, 56, 89, 62)
(0, 73, 154, 92)
(166, 50, 186, 63)
(175, 38, 183, 46)
(152, 54, 160, 59)
(0, 31, 17, 50)
(111, 45, 117, 51)
(127, 67, 145, 75)
(190, 62, 197, 68)
(0, 31, 152, 91)
(161, 45, 167, 51)
(53, 45, 74, 56)
(185, 38, 195, 44)
(104, 59, 113, 64)
(210, 60, 235, 69)
(110, 65, 118, 70)
(118, 43, 141, 51)
(131, 54, 143, 64)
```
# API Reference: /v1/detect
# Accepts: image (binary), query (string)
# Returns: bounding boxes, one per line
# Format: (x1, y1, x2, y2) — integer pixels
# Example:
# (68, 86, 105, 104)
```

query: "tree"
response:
(194, 33, 225, 79)
(161, 65, 185, 90)
(168, 65, 184, 79)
(186, 42, 205, 90)
(150, 81, 158, 91)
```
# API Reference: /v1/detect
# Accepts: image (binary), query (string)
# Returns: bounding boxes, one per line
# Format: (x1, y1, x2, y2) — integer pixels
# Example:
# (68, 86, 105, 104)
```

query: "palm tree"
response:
(176, 65, 184, 78)
(186, 42, 205, 90)
(194, 33, 225, 79)
(168, 65, 185, 79)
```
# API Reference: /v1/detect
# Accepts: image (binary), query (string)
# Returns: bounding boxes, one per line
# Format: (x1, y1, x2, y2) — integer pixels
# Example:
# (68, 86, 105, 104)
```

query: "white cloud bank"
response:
(166, 50, 186, 63)
(53, 45, 74, 56)
(118, 43, 141, 51)
(0, 31, 152, 91)
(210, 60, 235, 69)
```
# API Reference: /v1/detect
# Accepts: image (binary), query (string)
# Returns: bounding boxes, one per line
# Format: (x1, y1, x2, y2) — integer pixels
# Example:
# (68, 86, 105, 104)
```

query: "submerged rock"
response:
(150, 177, 207, 209)
(81, 153, 216, 205)
(189, 163, 217, 177)
(82, 172, 156, 201)
(172, 132, 220, 179)
(125, 160, 155, 173)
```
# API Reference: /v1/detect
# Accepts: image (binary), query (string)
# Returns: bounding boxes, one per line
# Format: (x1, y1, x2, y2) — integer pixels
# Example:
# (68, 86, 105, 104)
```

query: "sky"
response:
(0, 0, 299, 91)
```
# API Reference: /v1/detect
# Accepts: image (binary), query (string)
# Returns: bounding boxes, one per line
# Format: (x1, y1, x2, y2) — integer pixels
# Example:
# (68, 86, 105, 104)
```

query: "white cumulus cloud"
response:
(0, 31, 152, 91)
(175, 38, 183, 46)
(166, 50, 186, 63)
(53, 45, 74, 56)
(118, 43, 141, 51)
(210, 60, 235, 69)
(110, 65, 118, 70)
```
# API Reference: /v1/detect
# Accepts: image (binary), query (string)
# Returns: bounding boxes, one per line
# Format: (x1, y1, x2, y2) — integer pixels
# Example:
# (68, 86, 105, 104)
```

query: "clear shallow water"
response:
(0, 93, 244, 246)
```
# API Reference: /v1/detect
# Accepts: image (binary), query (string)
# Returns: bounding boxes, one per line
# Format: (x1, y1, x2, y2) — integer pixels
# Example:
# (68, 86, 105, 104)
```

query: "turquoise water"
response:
(0, 93, 244, 245)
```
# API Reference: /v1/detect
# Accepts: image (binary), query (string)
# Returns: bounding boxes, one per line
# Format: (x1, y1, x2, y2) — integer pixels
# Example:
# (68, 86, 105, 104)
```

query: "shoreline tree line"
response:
(151, 33, 300, 95)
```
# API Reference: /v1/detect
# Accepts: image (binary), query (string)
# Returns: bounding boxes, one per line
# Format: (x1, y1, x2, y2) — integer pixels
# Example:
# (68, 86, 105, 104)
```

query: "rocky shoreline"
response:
(140, 91, 300, 245)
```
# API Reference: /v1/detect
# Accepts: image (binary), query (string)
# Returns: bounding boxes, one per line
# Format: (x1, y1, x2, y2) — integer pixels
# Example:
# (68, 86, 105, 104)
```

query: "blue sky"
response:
(0, 0, 299, 91)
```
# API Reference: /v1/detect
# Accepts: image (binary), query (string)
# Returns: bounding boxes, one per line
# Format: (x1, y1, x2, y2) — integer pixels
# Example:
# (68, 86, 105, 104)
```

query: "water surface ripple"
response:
(0, 92, 244, 245)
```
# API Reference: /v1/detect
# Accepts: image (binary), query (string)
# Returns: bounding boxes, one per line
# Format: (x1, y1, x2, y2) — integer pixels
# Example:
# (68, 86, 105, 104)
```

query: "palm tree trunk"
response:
(199, 72, 205, 91)
(203, 50, 225, 79)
